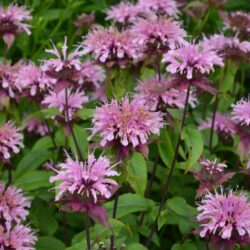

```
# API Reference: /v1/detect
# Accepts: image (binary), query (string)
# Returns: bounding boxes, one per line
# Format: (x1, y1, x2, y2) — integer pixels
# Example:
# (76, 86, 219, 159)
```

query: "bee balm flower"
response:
(0, 181, 31, 223)
(0, 122, 23, 159)
(0, 223, 37, 250)
(89, 97, 163, 157)
(197, 189, 250, 250)
(232, 98, 250, 126)
(50, 154, 119, 226)
(0, 4, 31, 48)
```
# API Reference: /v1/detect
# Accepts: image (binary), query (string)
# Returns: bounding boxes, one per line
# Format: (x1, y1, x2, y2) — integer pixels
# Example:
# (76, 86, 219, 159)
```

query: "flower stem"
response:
(110, 190, 119, 250)
(64, 88, 83, 161)
(156, 53, 161, 82)
(145, 83, 191, 248)
(209, 94, 218, 152)
(85, 212, 92, 250)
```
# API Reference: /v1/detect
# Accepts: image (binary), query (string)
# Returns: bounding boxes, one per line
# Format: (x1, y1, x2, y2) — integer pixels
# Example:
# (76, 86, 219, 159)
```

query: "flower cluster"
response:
(42, 88, 88, 121)
(131, 14, 186, 54)
(82, 25, 141, 67)
(0, 4, 32, 48)
(135, 77, 197, 111)
(232, 98, 250, 127)
(163, 43, 224, 80)
(50, 154, 119, 226)
(199, 113, 236, 141)
(203, 34, 250, 62)
(191, 159, 235, 197)
(106, 2, 143, 25)
(0, 181, 36, 250)
(197, 189, 250, 249)
(24, 118, 49, 136)
(138, 0, 179, 17)
(0, 121, 23, 160)
(42, 37, 82, 83)
(89, 97, 163, 157)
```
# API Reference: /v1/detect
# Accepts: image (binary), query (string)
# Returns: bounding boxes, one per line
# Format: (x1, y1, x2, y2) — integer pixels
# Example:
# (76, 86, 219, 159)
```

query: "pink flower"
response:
(15, 62, 53, 96)
(197, 189, 250, 249)
(191, 159, 235, 197)
(0, 121, 23, 159)
(24, 118, 49, 136)
(50, 154, 119, 226)
(202, 34, 250, 62)
(0, 63, 23, 98)
(89, 97, 163, 155)
(74, 12, 95, 35)
(135, 77, 197, 111)
(0, 222, 37, 250)
(50, 154, 119, 203)
(82, 25, 142, 67)
(0, 182, 31, 223)
(79, 60, 105, 88)
(199, 113, 236, 141)
(162, 43, 224, 80)
(232, 98, 250, 126)
(131, 14, 186, 54)
(42, 88, 88, 120)
(138, 0, 179, 17)
(42, 37, 82, 82)
(106, 2, 143, 24)
(0, 4, 32, 48)
(222, 11, 250, 39)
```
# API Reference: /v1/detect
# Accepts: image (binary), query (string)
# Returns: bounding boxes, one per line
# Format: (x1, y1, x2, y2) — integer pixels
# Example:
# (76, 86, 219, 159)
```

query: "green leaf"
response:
(105, 193, 154, 219)
(167, 197, 196, 217)
(23, 108, 61, 124)
(127, 152, 147, 195)
(94, 219, 129, 239)
(76, 109, 94, 120)
(171, 242, 197, 250)
(220, 61, 238, 93)
(158, 128, 175, 168)
(69, 124, 89, 159)
(127, 243, 148, 250)
(182, 127, 204, 172)
(36, 236, 66, 250)
(14, 149, 53, 179)
(32, 136, 54, 151)
(14, 170, 52, 191)
(65, 243, 84, 250)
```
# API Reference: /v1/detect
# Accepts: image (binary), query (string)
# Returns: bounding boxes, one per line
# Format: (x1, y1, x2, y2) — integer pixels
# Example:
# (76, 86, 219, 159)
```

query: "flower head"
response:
(0, 223, 37, 250)
(42, 37, 82, 81)
(138, 0, 179, 17)
(131, 14, 186, 54)
(162, 43, 224, 80)
(199, 113, 236, 141)
(222, 11, 250, 39)
(0, 182, 31, 223)
(15, 62, 53, 97)
(24, 118, 49, 136)
(79, 60, 105, 88)
(0, 62, 23, 98)
(197, 189, 250, 249)
(191, 159, 235, 197)
(42, 88, 88, 120)
(50, 154, 119, 226)
(0, 4, 31, 48)
(74, 12, 95, 35)
(106, 2, 143, 24)
(202, 34, 250, 62)
(82, 25, 142, 67)
(0, 121, 23, 159)
(231, 98, 250, 126)
(135, 77, 197, 111)
(89, 97, 163, 153)
(50, 154, 119, 203)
